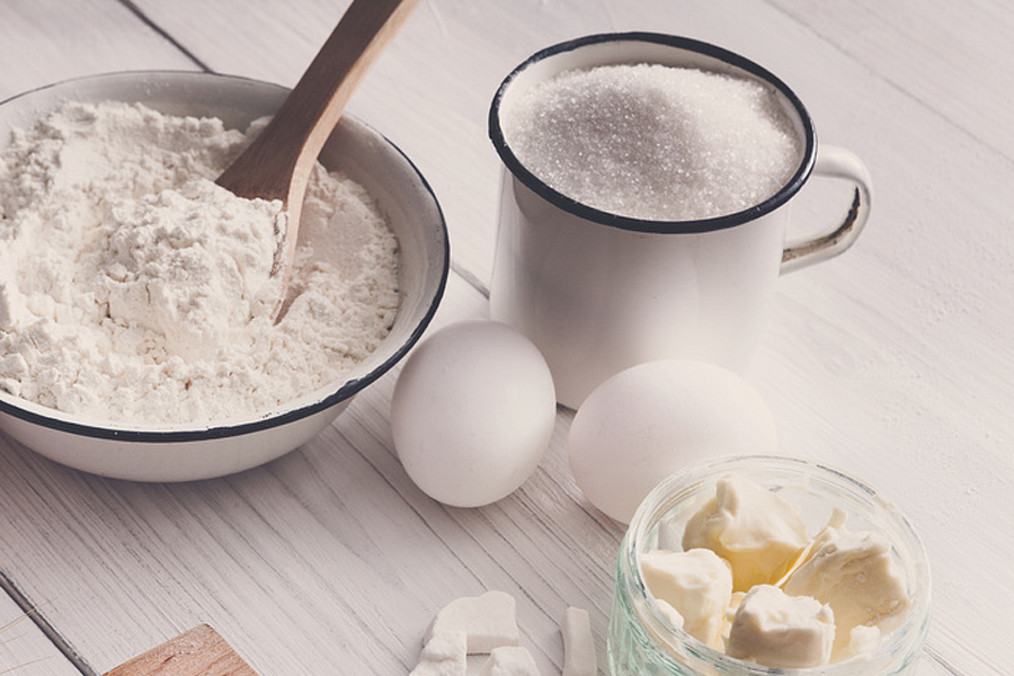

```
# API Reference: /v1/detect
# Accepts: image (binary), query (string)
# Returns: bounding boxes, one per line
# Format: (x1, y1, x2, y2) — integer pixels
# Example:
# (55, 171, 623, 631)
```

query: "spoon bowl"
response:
(216, 0, 421, 318)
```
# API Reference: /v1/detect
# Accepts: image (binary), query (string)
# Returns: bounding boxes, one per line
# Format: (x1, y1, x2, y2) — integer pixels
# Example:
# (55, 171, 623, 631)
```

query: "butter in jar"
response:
(607, 456, 931, 676)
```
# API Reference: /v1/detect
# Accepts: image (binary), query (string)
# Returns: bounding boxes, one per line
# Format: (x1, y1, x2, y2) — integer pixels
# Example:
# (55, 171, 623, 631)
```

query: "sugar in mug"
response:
(488, 33, 872, 409)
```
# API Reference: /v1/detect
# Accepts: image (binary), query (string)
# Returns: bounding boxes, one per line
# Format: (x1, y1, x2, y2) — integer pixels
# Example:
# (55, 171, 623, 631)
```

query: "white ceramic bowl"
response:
(0, 71, 448, 482)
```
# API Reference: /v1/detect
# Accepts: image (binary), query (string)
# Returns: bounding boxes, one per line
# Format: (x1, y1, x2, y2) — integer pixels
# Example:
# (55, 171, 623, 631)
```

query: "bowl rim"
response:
(0, 70, 450, 443)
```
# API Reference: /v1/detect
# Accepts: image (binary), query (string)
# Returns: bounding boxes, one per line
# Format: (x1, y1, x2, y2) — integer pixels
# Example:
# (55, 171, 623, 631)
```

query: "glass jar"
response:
(607, 455, 931, 676)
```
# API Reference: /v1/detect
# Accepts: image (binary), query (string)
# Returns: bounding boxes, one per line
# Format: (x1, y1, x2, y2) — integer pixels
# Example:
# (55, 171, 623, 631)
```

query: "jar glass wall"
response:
(607, 455, 931, 676)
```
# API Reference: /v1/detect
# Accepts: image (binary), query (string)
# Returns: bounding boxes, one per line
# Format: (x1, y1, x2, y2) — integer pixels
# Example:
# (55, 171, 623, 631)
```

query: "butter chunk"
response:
(727, 584, 835, 668)
(782, 523, 910, 659)
(560, 607, 597, 676)
(719, 590, 747, 645)
(426, 591, 520, 654)
(844, 624, 882, 660)
(478, 646, 541, 676)
(410, 631, 467, 676)
(682, 475, 808, 591)
(654, 599, 685, 630)
(641, 548, 733, 649)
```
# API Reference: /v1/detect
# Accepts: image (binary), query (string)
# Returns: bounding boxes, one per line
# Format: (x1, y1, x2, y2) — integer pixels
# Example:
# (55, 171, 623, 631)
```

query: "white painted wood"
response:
(0, 593, 79, 675)
(768, 0, 1014, 158)
(0, 1, 1011, 675)
(0, 0, 199, 102)
(0, 275, 617, 676)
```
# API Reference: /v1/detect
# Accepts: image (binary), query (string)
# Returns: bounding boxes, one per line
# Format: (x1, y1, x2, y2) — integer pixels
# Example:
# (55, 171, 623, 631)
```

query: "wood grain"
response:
(0, 594, 78, 675)
(0, 0, 198, 101)
(103, 625, 256, 676)
(0, 1, 1011, 676)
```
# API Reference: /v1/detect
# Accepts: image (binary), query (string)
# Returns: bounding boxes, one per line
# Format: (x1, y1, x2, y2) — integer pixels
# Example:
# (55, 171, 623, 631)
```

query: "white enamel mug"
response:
(488, 33, 872, 409)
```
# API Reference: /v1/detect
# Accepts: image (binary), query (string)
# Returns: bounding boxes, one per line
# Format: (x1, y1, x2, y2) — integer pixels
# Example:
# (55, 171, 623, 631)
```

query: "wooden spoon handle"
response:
(216, 0, 420, 206)
(216, 0, 420, 303)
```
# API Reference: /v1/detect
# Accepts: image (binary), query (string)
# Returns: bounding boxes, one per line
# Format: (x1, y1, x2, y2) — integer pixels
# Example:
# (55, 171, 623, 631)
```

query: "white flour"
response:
(0, 101, 399, 426)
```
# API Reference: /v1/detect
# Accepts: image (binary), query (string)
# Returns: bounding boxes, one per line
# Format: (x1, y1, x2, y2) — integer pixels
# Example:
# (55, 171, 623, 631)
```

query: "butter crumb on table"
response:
(560, 607, 597, 676)
(409, 631, 467, 676)
(424, 591, 520, 655)
(478, 646, 541, 676)
(413, 594, 598, 676)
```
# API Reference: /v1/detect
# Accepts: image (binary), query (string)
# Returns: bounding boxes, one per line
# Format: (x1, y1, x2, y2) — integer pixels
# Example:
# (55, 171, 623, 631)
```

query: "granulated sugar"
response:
(502, 64, 802, 221)
(0, 101, 399, 426)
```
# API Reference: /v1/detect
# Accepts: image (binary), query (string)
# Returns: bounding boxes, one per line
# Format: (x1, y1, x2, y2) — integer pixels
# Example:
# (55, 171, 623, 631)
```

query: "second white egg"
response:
(568, 359, 778, 524)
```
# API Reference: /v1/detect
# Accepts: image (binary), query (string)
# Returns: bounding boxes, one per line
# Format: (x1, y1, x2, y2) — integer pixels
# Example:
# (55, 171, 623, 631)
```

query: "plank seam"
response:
(115, 0, 213, 72)
(0, 569, 95, 676)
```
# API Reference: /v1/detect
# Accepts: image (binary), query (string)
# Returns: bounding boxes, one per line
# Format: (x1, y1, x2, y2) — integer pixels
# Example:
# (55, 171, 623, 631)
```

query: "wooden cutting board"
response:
(102, 624, 258, 676)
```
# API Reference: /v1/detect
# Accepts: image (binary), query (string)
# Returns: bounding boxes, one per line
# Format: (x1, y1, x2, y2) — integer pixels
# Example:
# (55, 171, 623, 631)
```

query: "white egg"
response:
(568, 360, 777, 524)
(391, 320, 556, 508)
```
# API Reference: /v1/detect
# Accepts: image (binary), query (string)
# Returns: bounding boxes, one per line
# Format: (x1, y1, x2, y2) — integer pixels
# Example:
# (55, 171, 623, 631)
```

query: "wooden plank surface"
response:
(0, 0, 199, 102)
(102, 625, 256, 676)
(0, 593, 79, 675)
(0, 1, 1011, 675)
(769, 0, 1014, 157)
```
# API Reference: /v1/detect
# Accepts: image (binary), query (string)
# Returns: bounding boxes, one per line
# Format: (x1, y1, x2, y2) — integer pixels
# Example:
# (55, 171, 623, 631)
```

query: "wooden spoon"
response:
(216, 0, 421, 318)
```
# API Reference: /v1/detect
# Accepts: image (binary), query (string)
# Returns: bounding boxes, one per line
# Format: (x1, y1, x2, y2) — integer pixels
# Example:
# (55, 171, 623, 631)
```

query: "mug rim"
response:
(488, 32, 817, 234)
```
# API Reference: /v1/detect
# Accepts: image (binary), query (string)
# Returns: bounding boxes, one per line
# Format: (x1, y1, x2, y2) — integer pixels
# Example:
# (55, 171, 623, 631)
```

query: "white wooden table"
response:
(1, 1, 1010, 674)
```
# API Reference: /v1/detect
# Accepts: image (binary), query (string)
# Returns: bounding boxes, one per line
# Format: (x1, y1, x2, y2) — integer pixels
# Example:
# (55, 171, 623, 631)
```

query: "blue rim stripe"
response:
(0, 71, 449, 444)
(488, 32, 817, 234)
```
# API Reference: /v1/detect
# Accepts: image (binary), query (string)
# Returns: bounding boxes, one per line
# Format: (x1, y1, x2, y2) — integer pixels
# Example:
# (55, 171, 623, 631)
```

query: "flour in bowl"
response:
(0, 101, 399, 425)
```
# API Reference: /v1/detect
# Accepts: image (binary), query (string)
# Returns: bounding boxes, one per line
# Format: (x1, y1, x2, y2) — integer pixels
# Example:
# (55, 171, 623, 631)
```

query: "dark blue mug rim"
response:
(488, 32, 817, 234)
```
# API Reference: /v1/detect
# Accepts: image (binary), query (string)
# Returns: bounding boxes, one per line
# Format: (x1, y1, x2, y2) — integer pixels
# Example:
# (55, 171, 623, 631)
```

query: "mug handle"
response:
(780, 145, 873, 274)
